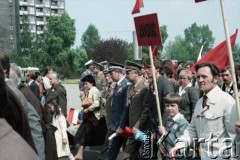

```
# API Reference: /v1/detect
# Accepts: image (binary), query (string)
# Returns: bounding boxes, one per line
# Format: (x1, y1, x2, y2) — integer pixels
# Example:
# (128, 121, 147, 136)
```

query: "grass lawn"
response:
(61, 79, 79, 84)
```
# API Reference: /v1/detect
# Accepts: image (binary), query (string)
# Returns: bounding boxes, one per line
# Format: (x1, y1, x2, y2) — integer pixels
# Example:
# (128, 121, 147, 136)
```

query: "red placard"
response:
(134, 13, 162, 46)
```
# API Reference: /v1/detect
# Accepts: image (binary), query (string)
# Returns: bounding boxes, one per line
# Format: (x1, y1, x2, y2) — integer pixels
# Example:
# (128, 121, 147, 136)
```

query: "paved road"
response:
(62, 84, 124, 160)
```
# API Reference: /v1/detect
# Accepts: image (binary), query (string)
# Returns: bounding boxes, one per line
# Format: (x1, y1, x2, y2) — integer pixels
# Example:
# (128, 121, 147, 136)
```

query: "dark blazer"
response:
(221, 83, 234, 96)
(148, 76, 175, 132)
(180, 87, 200, 122)
(18, 82, 43, 119)
(29, 81, 40, 99)
(46, 82, 67, 117)
(110, 78, 129, 132)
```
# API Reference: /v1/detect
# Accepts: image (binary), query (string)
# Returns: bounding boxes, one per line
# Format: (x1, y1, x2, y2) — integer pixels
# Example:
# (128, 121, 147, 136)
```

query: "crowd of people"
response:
(1, 47, 240, 160)
(76, 58, 240, 160)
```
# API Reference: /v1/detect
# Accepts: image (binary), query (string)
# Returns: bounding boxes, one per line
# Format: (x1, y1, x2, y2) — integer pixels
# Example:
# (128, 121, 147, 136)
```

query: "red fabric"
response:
(120, 127, 135, 137)
(152, 46, 158, 57)
(169, 59, 176, 78)
(195, 0, 207, 3)
(132, 0, 144, 14)
(189, 29, 238, 72)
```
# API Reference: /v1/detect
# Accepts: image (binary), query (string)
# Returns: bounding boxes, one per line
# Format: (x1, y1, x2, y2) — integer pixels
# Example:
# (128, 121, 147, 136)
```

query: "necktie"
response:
(202, 95, 207, 108)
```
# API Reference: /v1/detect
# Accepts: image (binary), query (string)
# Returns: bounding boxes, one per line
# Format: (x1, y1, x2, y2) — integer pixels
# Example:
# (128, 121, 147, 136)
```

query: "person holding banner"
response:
(169, 63, 240, 160)
(144, 57, 175, 158)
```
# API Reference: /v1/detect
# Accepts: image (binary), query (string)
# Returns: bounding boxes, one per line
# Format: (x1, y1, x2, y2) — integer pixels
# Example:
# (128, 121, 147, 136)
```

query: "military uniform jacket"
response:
(95, 71, 105, 92)
(126, 77, 149, 131)
(110, 77, 130, 132)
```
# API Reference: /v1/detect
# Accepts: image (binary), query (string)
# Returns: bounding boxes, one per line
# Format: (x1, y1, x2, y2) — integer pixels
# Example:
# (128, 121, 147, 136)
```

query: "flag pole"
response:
(148, 46, 163, 126)
(220, 0, 240, 120)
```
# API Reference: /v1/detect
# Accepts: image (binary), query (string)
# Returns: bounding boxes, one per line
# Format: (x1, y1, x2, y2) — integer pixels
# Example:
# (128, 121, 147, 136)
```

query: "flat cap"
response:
(85, 59, 94, 66)
(93, 62, 104, 70)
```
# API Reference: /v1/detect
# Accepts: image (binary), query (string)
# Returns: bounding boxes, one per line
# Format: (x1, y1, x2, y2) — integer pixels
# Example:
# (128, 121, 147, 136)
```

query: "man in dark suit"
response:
(46, 72, 67, 117)
(123, 61, 149, 159)
(144, 57, 175, 158)
(26, 71, 40, 99)
(106, 62, 130, 160)
(221, 66, 235, 96)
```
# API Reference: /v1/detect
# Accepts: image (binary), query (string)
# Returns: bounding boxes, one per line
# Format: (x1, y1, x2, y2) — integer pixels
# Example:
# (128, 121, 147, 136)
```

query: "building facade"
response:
(0, 0, 65, 53)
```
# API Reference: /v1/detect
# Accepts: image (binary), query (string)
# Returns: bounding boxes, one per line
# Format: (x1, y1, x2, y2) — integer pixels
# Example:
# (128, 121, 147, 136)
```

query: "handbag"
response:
(81, 96, 93, 108)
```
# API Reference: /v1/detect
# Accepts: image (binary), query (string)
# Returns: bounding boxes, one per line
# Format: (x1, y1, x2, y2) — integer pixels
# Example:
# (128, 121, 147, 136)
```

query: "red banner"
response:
(134, 13, 162, 46)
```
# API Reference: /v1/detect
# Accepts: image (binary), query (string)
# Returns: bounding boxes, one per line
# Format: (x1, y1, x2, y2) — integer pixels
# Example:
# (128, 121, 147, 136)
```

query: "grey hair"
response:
(9, 63, 21, 85)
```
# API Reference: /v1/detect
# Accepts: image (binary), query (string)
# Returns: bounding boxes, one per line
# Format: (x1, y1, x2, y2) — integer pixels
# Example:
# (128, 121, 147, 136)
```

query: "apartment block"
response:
(0, 0, 65, 53)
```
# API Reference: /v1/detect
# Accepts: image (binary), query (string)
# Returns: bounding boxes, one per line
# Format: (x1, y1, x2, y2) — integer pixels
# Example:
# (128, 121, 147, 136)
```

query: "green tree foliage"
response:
(184, 22, 214, 61)
(81, 24, 101, 55)
(233, 43, 240, 65)
(90, 38, 129, 64)
(164, 35, 189, 61)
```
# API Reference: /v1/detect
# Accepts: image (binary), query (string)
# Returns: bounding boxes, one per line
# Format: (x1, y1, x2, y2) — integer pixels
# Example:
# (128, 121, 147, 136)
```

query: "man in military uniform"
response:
(107, 62, 130, 160)
(123, 61, 149, 159)
(93, 62, 106, 92)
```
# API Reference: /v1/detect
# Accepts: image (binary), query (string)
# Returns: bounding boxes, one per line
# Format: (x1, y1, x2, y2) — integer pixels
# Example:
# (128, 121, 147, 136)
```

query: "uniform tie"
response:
(202, 95, 207, 108)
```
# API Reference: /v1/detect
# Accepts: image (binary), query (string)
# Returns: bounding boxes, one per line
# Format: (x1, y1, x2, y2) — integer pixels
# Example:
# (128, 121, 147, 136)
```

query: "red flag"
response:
(189, 29, 238, 72)
(169, 59, 176, 78)
(152, 46, 158, 57)
(195, 0, 207, 3)
(132, 0, 144, 15)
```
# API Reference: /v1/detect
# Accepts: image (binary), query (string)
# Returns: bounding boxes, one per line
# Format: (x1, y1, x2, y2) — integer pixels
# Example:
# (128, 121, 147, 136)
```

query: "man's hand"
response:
(169, 147, 181, 160)
(236, 122, 240, 134)
(116, 127, 123, 135)
(158, 126, 167, 135)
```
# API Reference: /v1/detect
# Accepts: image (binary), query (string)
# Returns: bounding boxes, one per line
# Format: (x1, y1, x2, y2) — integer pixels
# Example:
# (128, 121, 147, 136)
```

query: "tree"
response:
(233, 42, 240, 65)
(184, 23, 215, 61)
(164, 35, 189, 61)
(90, 38, 129, 64)
(44, 12, 76, 64)
(81, 24, 101, 55)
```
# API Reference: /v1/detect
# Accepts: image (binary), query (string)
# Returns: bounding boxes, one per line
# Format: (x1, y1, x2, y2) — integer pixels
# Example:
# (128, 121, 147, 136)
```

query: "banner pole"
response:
(220, 0, 240, 120)
(148, 46, 163, 126)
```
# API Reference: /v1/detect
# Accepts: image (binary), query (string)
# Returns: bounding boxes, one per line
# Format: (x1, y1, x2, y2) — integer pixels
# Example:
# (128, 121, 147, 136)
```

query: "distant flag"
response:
(197, 43, 206, 61)
(195, 0, 207, 3)
(132, 0, 144, 15)
(189, 29, 238, 72)
(152, 46, 158, 57)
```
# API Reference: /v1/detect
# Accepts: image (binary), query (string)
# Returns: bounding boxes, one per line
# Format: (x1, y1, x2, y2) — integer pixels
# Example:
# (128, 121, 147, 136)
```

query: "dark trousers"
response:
(107, 134, 126, 160)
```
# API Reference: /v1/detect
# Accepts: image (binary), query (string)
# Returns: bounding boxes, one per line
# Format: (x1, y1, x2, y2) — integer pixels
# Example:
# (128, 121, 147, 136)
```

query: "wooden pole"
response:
(220, 0, 240, 120)
(148, 46, 163, 126)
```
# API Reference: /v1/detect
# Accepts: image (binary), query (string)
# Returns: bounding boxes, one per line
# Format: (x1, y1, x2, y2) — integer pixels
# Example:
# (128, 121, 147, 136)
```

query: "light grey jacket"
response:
(176, 86, 240, 159)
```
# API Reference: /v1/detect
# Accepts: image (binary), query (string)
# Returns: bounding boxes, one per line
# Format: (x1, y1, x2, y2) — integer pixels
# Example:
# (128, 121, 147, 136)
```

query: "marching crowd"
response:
(1, 47, 240, 160)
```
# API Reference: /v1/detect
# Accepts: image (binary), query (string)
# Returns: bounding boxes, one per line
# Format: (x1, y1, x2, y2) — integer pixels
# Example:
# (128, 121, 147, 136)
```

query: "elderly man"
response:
(170, 63, 240, 160)
(47, 72, 67, 117)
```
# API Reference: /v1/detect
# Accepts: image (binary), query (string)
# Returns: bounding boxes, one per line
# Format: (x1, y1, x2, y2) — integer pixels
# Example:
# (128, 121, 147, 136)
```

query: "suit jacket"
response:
(221, 83, 234, 96)
(148, 76, 175, 132)
(6, 80, 45, 160)
(110, 77, 130, 132)
(18, 82, 43, 119)
(29, 81, 40, 99)
(126, 77, 149, 131)
(180, 86, 200, 122)
(47, 82, 67, 117)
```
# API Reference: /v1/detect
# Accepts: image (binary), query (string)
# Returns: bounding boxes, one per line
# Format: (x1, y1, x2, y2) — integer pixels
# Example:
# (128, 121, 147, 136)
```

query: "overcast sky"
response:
(65, 0, 240, 48)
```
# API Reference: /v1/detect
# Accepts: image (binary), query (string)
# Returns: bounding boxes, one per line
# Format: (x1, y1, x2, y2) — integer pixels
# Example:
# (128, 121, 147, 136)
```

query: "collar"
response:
(28, 80, 34, 86)
(171, 113, 182, 121)
(224, 81, 233, 88)
(178, 83, 192, 96)
(117, 75, 125, 86)
(134, 76, 143, 88)
(205, 85, 220, 104)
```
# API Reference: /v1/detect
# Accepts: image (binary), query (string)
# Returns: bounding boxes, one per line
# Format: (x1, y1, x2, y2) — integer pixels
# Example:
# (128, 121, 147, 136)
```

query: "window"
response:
(9, 0, 12, 2)
(10, 25, 13, 30)
(10, 15, 13, 21)
(10, 35, 13, 39)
